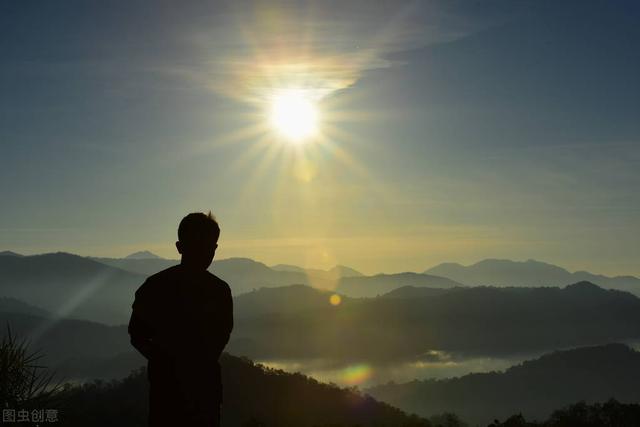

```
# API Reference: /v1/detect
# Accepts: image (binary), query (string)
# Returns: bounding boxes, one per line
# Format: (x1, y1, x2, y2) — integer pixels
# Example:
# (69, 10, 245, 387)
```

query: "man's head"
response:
(176, 211, 220, 270)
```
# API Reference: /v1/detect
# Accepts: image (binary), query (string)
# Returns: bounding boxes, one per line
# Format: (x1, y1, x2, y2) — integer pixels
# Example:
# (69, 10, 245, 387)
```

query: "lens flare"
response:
(341, 364, 373, 385)
(329, 294, 342, 306)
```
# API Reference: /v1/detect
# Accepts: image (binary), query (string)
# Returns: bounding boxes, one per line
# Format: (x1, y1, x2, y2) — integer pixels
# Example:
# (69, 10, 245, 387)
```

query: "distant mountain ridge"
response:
(1, 252, 462, 324)
(426, 258, 640, 295)
(0, 296, 51, 317)
(124, 250, 161, 259)
(336, 272, 461, 297)
(234, 284, 353, 319)
(89, 255, 178, 277)
(271, 263, 364, 277)
(0, 250, 23, 257)
(0, 252, 145, 324)
(90, 254, 461, 297)
(0, 310, 132, 378)
(228, 281, 640, 362)
(4, 251, 639, 326)
(381, 286, 455, 299)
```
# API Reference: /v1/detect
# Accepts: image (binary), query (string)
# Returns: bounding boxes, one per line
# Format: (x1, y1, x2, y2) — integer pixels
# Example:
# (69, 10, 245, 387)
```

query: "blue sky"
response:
(1, 0, 638, 275)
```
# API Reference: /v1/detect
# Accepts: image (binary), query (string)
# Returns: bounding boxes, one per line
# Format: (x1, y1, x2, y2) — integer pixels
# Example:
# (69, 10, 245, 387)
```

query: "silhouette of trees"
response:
(57, 353, 441, 427)
(546, 400, 640, 427)
(488, 400, 640, 427)
(59, 367, 149, 427)
(428, 413, 468, 427)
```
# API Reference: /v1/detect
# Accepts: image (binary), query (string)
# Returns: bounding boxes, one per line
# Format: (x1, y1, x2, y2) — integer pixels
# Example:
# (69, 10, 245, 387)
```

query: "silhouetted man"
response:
(128, 212, 233, 427)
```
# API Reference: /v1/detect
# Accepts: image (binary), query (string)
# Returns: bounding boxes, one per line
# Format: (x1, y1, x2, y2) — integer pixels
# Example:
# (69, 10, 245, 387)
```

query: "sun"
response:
(269, 89, 319, 142)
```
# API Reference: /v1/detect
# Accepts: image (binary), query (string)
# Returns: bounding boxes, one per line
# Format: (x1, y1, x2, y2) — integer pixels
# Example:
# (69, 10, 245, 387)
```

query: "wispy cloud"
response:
(161, 0, 482, 104)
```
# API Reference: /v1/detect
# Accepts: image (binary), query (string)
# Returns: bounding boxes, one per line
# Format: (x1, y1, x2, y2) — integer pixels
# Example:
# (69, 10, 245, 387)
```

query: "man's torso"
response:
(133, 265, 232, 395)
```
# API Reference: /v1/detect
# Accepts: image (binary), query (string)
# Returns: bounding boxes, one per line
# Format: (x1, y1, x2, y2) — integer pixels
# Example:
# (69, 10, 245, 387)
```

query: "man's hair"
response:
(178, 211, 220, 244)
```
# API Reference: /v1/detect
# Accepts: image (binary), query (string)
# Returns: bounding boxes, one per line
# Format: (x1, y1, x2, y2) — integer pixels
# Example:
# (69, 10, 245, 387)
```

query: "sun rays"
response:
(174, 3, 411, 272)
(193, 72, 393, 275)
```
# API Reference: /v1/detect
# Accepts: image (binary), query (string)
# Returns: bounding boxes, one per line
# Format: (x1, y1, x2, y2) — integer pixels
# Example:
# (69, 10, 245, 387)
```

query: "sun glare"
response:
(269, 90, 319, 142)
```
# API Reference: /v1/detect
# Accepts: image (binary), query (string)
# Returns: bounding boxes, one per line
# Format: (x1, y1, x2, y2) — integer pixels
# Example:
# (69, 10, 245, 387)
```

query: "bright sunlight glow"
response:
(269, 90, 319, 142)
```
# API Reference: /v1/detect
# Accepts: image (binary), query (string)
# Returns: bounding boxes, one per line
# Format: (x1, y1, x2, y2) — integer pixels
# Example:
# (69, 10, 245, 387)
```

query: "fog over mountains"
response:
(368, 343, 640, 426)
(2, 296, 639, 426)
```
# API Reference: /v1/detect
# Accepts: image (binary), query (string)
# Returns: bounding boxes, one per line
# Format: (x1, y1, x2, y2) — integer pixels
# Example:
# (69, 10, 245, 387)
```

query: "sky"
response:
(1, 0, 639, 276)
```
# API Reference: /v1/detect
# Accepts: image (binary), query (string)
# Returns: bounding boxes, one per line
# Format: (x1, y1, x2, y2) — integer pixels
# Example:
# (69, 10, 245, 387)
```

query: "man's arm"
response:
(128, 284, 155, 360)
(208, 283, 234, 359)
(128, 310, 154, 360)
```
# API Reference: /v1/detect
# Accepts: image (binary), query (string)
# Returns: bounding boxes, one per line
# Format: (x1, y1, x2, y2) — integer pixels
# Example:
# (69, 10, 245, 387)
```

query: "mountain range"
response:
(367, 343, 640, 426)
(271, 263, 364, 277)
(0, 252, 462, 323)
(0, 250, 23, 257)
(230, 281, 640, 362)
(5, 279, 640, 378)
(124, 250, 161, 259)
(0, 252, 144, 324)
(0, 310, 133, 379)
(3, 259, 640, 426)
(2, 251, 639, 327)
(426, 259, 640, 294)
(88, 252, 640, 297)
(92, 254, 458, 297)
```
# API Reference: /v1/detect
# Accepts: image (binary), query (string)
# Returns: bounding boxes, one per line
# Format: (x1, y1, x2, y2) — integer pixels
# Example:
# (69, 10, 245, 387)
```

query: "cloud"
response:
(2, 0, 527, 105)
(161, 0, 500, 104)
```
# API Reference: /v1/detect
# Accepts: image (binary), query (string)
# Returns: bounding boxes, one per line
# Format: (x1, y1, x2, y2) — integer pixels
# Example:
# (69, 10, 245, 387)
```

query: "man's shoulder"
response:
(136, 265, 181, 296)
(205, 271, 232, 294)
(147, 264, 182, 282)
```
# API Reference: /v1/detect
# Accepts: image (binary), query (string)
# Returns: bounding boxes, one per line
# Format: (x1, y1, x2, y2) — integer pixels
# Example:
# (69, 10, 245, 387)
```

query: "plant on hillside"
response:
(0, 324, 63, 409)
